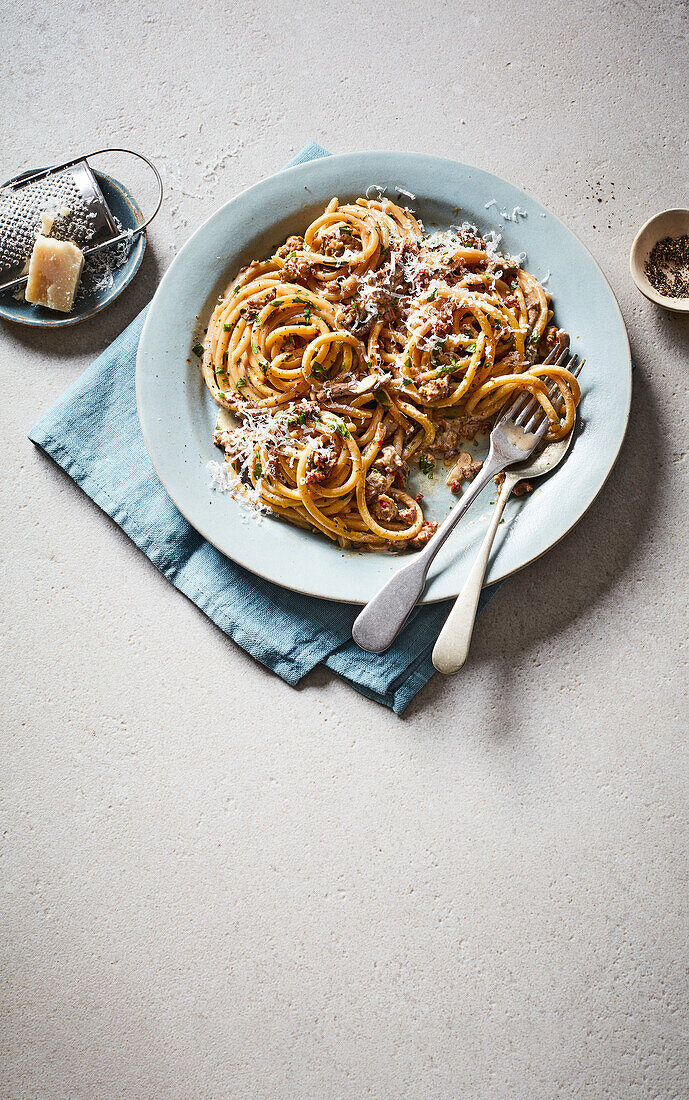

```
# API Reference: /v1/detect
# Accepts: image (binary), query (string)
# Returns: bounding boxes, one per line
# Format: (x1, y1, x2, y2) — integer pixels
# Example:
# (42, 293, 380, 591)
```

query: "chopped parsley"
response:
(253, 460, 262, 480)
(192, 343, 204, 357)
(223, 322, 233, 332)
(418, 455, 435, 478)
(236, 378, 247, 389)
(332, 418, 350, 439)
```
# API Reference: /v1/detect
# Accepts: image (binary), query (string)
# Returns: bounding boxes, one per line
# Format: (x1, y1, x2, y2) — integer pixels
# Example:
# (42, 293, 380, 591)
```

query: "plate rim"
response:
(136, 150, 632, 604)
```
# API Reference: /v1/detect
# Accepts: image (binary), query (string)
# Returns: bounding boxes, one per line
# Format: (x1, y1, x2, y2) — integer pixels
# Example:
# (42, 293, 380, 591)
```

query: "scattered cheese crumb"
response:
(499, 206, 528, 222)
(39, 211, 55, 236)
(207, 459, 235, 493)
(37, 205, 70, 237)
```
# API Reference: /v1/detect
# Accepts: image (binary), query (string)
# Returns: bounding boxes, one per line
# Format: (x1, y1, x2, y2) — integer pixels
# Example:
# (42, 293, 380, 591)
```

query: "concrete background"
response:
(2, 0, 688, 1096)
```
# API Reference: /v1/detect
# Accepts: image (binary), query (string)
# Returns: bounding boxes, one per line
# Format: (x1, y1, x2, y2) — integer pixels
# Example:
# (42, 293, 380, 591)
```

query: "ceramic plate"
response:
(0, 170, 145, 328)
(136, 152, 631, 604)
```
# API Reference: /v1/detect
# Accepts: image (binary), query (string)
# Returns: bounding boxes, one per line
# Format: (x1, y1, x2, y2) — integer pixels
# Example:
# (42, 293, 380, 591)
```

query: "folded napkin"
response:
(29, 142, 499, 714)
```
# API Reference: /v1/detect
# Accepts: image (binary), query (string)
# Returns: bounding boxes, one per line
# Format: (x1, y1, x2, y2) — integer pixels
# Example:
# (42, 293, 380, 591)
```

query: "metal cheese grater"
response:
(0, 147, 163, 293)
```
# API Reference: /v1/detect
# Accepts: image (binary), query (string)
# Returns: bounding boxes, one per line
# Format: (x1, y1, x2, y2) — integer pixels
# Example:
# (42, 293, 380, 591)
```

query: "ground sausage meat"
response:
(432, 416, 491, 453)
(494, 473, 534, 497)
(275, 235, 305, 258)
(304, 443, 337, 485)
(275, 236, 315, 283)
(372, 494, 398, 523)
(417, 375, 451, 403)
(538, 325, 569, 357)
(364, 469, 389, 505)
(375, 445, 408, 479)
(523, 279, 542, 328)
(447, 452, 484, 493)
(396, 504, 416, 524)
(408, 521, 438, 550)
(283, 254, 314, 283)
(497, 349, 523, 374)
(365, 447, 408, 505)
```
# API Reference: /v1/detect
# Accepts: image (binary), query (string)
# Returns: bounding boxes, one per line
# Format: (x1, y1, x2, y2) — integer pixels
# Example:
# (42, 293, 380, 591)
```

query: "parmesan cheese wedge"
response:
(25, 235, 84, 313)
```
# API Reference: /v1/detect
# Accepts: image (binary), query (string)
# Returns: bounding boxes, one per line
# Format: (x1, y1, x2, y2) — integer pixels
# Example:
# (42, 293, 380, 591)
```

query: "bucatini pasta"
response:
(199, 194, 580, 550)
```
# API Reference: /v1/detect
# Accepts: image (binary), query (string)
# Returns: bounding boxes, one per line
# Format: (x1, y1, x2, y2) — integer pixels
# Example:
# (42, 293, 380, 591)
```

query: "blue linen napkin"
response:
(28, 142, 498, 714)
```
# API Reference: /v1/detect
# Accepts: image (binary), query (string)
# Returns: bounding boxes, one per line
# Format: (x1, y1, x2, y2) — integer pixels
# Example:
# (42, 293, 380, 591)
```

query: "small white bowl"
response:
(630, 209, 689, 314)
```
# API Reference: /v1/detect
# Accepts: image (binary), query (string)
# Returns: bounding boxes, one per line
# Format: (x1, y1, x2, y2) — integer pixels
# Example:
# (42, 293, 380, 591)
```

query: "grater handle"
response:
(9, 148, 163, 239)
(3, 148, 163, 290)
(77, 148, 164, 240)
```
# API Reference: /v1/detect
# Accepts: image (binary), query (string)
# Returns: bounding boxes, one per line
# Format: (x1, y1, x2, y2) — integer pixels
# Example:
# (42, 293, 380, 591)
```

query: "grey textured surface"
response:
(2, 0, 688, 1096)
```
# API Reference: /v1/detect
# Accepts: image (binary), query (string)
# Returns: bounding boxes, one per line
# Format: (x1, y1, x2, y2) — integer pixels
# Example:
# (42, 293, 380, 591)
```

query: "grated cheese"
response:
(499, 206, 528, 223)
(77, 222, 135, 299)
(207, 459, 235, 493)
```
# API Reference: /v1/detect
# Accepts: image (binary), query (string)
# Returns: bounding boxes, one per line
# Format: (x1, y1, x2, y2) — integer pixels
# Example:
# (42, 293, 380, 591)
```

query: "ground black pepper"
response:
(645, 235, 689, 298)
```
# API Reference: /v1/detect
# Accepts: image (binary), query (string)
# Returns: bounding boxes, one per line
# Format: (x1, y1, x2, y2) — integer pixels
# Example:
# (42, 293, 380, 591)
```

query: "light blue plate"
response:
(136, 152, 631, 604)
(0, 170, 145, 328)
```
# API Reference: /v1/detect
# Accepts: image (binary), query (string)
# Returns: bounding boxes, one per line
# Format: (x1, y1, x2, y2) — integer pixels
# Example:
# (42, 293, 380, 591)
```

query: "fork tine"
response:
(513, 345, 573, 427)
(500, 389, 531, 422)
(525, 409, 550, 435)
(532, 415, 551, 441)
(498, 342, 584, 434)
(498, 342, 569, 424)
(522, 356, 585, 434)
(541, 343, 566, 366)
(572, 358, 585, 378)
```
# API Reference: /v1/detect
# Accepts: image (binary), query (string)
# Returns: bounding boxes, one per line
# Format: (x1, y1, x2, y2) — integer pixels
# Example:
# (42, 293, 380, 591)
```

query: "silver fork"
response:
(352, 345, 578, 653)
(432, 357, 584, 673)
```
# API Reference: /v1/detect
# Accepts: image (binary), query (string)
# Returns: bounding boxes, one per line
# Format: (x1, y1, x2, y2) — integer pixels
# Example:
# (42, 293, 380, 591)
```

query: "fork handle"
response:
(432, 476, 514, 674)
(352, 453, 505, 653)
